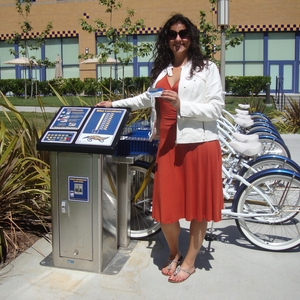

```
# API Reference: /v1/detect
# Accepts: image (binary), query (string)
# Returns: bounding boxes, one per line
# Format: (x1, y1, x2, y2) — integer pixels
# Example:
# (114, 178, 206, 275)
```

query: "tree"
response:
(6, 0, 54, 98)
(199, 0, 244, 65)
(79, 0, 153, 65)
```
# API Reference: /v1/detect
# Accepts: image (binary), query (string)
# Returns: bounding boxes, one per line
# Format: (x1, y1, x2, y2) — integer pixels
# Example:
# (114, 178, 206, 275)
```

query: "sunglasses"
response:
(168, 29, 189, 40)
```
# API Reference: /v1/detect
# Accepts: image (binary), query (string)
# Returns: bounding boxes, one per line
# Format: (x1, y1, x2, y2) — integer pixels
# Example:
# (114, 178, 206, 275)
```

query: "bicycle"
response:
(128, 157, 300, 251)
(117, 121, 300, 251)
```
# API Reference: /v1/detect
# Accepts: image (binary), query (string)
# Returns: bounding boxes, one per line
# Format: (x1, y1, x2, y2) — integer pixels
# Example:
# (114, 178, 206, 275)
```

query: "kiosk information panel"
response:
(37, 106, 130, 154)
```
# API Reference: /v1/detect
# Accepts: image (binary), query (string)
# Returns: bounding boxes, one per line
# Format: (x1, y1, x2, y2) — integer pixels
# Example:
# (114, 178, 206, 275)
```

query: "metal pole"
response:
(265, 82, 270, 104)
(217, 0, 229, 97)
(220, 27, 226, 92)
(116, 163, 131, 248)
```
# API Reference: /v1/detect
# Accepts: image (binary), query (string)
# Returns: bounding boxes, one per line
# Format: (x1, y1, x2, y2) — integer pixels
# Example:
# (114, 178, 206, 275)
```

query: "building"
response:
(0, 0, 299, 93)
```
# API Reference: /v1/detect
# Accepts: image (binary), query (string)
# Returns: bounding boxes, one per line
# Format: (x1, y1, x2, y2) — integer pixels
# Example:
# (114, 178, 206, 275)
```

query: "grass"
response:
(225, 96, 275, 114)
(0, 112, 55, 130)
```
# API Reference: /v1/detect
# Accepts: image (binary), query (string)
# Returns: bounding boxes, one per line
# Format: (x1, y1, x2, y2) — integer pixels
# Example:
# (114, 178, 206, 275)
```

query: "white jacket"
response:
(112, 60, 224, 144)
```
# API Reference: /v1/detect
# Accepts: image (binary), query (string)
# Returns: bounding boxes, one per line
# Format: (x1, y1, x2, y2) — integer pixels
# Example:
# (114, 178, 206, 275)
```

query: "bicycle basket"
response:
(114, 120, 158, 156)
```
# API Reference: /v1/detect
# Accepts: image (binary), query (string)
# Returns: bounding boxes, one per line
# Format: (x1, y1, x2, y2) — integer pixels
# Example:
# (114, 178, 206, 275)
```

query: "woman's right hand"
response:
(95, 101, 112, 108)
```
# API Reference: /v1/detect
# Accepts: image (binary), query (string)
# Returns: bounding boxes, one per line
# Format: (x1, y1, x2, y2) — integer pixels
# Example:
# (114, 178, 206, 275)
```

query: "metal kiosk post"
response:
(37, 106, 130, 273)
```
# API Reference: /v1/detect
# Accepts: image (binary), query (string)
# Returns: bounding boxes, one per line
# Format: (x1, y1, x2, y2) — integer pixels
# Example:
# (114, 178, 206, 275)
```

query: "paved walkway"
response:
(2, 106, 60, 113)
(1, 216, 300, 300)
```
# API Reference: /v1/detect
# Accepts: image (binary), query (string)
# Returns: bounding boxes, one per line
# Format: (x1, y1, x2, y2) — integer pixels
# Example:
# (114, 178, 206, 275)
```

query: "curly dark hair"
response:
(150, 14, 207, 84)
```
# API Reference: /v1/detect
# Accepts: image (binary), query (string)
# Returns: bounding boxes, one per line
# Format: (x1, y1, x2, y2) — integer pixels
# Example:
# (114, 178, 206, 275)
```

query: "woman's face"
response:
(168, 22, 190, 57)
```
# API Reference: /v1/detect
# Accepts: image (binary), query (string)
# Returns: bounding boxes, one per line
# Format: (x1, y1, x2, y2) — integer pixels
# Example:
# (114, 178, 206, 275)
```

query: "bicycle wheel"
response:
(234, 169, 300, 251)
(259, 135, 291, 158)
(130, 160, 161, 239)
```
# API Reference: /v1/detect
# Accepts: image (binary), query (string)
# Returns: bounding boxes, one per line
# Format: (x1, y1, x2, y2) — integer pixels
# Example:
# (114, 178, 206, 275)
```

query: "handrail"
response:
(275, 76, 284, 111)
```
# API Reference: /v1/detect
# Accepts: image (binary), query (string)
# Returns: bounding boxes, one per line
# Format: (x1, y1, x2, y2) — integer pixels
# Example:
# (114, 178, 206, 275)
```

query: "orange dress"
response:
(152, 75, 224, 224)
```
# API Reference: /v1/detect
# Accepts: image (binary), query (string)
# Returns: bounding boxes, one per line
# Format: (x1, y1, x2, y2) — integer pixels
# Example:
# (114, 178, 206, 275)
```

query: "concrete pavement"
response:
(0, 116, 300, 299)
(2, 105, 60, 113)
(1, 212, 300, 300)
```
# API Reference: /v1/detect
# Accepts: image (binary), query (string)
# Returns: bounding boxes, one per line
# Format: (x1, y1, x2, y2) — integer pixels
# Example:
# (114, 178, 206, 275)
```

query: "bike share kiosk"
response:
(37, 106, 130, 273)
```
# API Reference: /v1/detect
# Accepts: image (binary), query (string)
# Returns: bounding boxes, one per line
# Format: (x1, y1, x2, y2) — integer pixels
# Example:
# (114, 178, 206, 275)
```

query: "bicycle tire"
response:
(130, 160, 161, 239)
(259, 135, 291, 158)
(234, 168, 300, 251)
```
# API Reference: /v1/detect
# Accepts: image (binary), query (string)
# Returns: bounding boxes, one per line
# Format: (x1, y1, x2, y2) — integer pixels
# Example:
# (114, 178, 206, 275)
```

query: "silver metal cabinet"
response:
(50, 152, 117, 273)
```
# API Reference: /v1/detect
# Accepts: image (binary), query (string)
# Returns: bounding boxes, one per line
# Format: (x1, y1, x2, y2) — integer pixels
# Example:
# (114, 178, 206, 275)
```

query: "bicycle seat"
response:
(229, 140, 262, 157)
(235, 113, 252, 120)
(235, 108, 249, 115)
(238, 104, 250, 109)
(234, 117, 254, 128)
(232, 132, 259, 143)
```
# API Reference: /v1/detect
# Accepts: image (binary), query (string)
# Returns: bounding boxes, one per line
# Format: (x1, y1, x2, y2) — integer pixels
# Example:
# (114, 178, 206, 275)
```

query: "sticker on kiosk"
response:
(41, 131, 76, 144)
(68, 176, 89, 202)
(50, 107, 91, 130)
(75, 108, 127, 146)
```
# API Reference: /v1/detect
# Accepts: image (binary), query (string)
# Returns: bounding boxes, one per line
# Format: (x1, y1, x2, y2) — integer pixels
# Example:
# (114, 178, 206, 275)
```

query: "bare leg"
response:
(168, 219, 207, 282)
(160, 221, 182, 275)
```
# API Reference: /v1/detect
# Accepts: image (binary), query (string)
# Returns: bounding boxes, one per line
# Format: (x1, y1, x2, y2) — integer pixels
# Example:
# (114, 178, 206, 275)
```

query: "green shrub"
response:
(47, 78, 65, 95)
(0, 79, 32, 97)
(225, 76, 271, 96)
(38, 80, 52, 96)
(2, 76, 273, 98)
(64, 78, 85, 95)
(0, 93, 51, 262)
(84, 78, 100, 96)
(271, 97, 300, 133)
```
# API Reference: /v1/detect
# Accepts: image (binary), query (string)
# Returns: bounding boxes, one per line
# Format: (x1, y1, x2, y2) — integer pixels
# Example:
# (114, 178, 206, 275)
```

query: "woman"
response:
(96, 14, 224, 283)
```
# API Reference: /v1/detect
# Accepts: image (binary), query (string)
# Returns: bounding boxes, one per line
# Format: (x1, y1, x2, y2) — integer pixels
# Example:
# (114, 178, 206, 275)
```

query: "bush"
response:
(64, 78, 85, 95)
(271, 97, 300, 133)
(124, 77, 150, 96)
(1, 76, 273, 98)
(0, 95, 51, 263)
(1, 76, 271, 98)
(225, 76, 271, 96)
(0, 79, 31, 97)
(38, 80, 52, 96)
(83, 78, 100, 96)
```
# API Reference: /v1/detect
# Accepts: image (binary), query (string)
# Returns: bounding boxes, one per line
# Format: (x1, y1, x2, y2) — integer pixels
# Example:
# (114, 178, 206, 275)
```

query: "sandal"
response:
(168, 266, 195, 283)
(161, 256, 183, 276)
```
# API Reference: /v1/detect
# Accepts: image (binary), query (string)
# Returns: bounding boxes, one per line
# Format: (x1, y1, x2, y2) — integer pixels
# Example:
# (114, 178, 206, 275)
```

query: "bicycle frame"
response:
(222, 167, 279, 219)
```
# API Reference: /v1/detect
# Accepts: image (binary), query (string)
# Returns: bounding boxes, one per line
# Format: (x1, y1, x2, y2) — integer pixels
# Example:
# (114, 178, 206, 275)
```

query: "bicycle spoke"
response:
(130, 161, 160, 239)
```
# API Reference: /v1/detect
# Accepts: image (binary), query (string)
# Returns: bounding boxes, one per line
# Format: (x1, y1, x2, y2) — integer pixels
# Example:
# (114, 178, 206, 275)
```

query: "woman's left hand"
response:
(161, 90, 180, 111)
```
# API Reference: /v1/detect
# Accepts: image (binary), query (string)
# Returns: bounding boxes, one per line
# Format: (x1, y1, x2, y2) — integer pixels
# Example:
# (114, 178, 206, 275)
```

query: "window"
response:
(268, 32, 295, 61)
(45, 37, 79, 79)
(225, 33, 264, 76)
